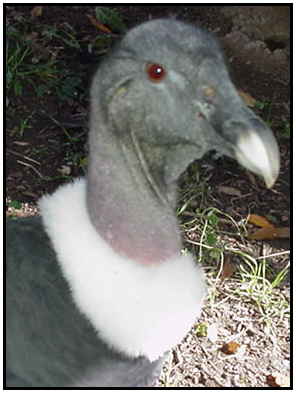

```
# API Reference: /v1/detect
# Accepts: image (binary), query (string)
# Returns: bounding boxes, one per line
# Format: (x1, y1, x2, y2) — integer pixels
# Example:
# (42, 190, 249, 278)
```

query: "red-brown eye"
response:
(146, 63, 166, 82)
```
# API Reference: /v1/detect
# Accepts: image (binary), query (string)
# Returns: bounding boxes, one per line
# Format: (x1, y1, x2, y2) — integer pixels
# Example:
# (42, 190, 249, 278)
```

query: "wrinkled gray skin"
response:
(6, 19, 279, 387)
(87, 18, 279, 264)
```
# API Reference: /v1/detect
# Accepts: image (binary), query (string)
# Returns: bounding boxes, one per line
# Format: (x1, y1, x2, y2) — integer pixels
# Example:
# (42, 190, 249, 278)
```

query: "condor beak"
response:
(195, 62, 280, 188)
(202, 86, 281, 188)
(233, 119, 280, 188)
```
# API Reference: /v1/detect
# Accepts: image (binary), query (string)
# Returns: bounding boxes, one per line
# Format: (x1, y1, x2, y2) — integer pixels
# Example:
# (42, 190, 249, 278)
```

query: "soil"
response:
(5, 5, 291, 388)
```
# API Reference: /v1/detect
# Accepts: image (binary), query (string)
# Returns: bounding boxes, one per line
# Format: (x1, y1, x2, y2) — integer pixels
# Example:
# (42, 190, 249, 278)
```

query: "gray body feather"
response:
(6, 217, 163, 387)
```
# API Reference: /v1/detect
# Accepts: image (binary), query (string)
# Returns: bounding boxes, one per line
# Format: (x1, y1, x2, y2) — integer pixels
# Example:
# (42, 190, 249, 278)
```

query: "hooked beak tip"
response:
(235, 128, 280, 188)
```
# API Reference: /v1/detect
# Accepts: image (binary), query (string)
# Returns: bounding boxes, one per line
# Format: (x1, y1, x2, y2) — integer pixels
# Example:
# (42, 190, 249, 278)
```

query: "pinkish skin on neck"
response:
(86, 170, 182, 265)
(86, 136, 182, 265)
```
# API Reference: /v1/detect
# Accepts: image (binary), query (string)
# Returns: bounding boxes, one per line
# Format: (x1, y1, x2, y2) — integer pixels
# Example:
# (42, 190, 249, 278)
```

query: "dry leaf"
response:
(87, 14, 113, 33)
(266, 373, 290, 387)
(248, 214, 289, 240)
(221, 341, 240, 355)
(248, 226, 290, 240)
(221, 259, 236, 280)
(274, 227, 290, 238)
(31, 6, 43, 18)
(248, 227, 279, 240)
(238, 89, 256, 107)
(218, 186, 242, 197)
(248, 214, 275, 228)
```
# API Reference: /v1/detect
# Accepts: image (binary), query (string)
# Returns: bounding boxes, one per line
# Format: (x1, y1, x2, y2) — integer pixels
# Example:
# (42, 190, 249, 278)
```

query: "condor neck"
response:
(86, 130, 182, 265)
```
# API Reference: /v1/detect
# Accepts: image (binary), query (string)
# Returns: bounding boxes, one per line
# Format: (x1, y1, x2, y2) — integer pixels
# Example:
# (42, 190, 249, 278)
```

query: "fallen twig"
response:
(7, 149, 40, 165)
(17, 160, 43, 178)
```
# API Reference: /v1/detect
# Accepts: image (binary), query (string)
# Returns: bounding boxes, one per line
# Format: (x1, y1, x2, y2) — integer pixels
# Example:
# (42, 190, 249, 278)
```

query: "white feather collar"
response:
(39, 178, 206, 361)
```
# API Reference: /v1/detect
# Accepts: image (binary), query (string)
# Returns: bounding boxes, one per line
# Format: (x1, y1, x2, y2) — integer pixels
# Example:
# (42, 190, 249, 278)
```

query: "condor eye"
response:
(146, 63, 166, 82)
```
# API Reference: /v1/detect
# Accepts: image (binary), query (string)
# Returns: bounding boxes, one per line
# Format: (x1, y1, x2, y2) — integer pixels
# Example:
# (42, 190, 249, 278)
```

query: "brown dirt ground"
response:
(6, 5, 291, 388)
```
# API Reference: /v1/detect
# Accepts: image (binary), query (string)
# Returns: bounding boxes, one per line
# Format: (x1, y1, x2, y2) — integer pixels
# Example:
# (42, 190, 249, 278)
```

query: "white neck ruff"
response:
(39, 178, 206, 361)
